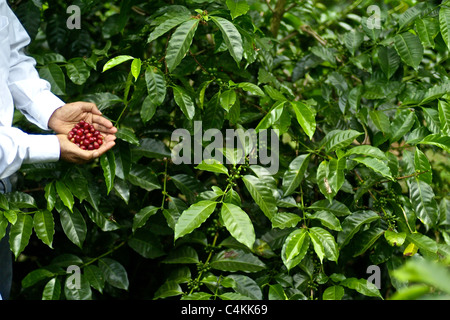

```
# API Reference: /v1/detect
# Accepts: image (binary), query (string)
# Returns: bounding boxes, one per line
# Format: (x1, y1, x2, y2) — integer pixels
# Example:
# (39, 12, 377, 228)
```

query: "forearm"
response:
(0, 127, 60, 179)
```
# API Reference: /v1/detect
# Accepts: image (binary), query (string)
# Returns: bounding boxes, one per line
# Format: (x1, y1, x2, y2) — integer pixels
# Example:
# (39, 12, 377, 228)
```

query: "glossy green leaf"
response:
(226, 0, 249, 19)
(166, 19, 200, 72)
(340, 277, 383, 299)
(390, 110, 416, 143)
(210, 249, 266, 273)
(59, 207, 87, 249)
(148, 13, 191, 43)
(409, 179, 439, 227)
(55, 181, 74, 212)
(173, 85, 195, 120)
(220, 89, 237, 111)
(9, 213, 33, 259)
(174, 200, 217, 241)
(210, 16, 243, 64)
(309, 227, 339, 262)
(42, 278, 61, 300)
(351, 156, 393, 179)
(102, 55, 134, 72)
(378, 46, 400, 80)
(343, 145, 387, 160)
(100, 150, 116, 195)
(344, 29, 364, 56)
(145, 66, 166, 106)
(33, 210, 54, 248)
(322, 130, 363, 153)
(221, 203, 255, 249)
(64, 274, 92, 300)
(309, 210, 342, 231)
(416, 18, 440, 48)
(282, 154, 310, 196)
(394, 32, 423, 70)
(440, 6, 450, 51)
(195, 159, 229, 175)
(128, 230, 165, 259)
(242, 175, 277, 220)
(116, 127, 140, 146)
(66, 58, 90, 85)
(414, 148, 433, 184)
(127, 165, 161, 192)
(418, 134, 450, 153)
(438, 99, 450, 135)
(282, 228, 309, 265)
(384, 230, 406, 247)
(308, 199, 351, 216)
(38, 63, 66, 95)
(131, 58, 141, 81)
(291, 101, 316, 139)
(352, 227, 385, 257)
(323, 285, 344, 300)
(98, 258, 129, 290)
(406, 232, 438, 254)
(132, 205, 159, 232)
(337, 211, 380, 248)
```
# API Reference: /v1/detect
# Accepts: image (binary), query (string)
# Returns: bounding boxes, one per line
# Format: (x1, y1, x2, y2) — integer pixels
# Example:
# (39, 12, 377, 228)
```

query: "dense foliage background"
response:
(2, 0, 449, 300)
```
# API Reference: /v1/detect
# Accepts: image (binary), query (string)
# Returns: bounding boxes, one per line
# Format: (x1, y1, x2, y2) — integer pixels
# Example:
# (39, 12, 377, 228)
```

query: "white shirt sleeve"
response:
(0, 1, 63, 179)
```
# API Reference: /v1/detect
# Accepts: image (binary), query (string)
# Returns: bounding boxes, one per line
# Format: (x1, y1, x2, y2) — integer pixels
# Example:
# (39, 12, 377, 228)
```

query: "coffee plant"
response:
(3, 0, 450, 300)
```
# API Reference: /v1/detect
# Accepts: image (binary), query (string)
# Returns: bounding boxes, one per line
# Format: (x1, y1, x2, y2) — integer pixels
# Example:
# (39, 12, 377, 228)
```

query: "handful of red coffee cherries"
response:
(67, 120, 104, 150)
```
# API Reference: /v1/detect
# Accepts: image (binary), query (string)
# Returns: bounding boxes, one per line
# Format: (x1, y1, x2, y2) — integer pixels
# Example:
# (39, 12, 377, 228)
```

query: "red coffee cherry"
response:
(68, 121, 103, 150)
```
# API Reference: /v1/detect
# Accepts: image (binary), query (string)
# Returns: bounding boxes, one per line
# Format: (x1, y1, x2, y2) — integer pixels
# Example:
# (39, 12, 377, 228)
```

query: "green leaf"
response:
(438, 99, 450, 135)
(242, 175, 277, 220)
(344, 29, 364, 56)
(394, 32, 423, 70)
(351, 156, 393, 179)
(255, 101, 285, 132)
(174, 200, 217, 241)
(38, 63, 66, 95)
(406, 232, 438, 254)
(309, 211, 342, 231)
(148, 13, 191, 43)
(195, 159, 229, 175)
(131, 58, 141, 81)
(384, 230, 406, 247)
(219, 89, 237, 112)
(309, 227, 339, 262)
(317, 160, 335, 202)
(127, 164, 161, 192)
(322, 130, 363, 153)
(237, 82, 265, 96)
(132, 205, 159, 232)
(55, 181, 74, 212)
(308, 199, 351, 216)
(163, 246, 198, 264)
(414, 148, 433, 184)
(340, 278, 383, 299)
(145, 66, 166, 106)
(377, 46, 400, 80)
(66, 58, 90, 85)
(166, 19, 200, 72)
(440, 6, 450, 51)
(337, 211, 380, 248)
(308, 228, 325, 263)
(59, 207, 87, 249)
(33, 210, 54, 248)
(6, 192, 37, 209)
(140, 95, 158, 123)
(343, 145, 387, 160)
(418, 134, 450, 153)
(84, 265, 105, 294)
(327, 157, 346, 195)
(281, 228, 310, 270)
(100, 151, 116, 195)
(42, 278, 61, 300)
(173, 85, 195, 120)
(210, 249, 266, 273)
(282, 154, 310, 196)
(116, 127, 140, 146)
(226, 0, 249, 20)
(64, 274, 92, 300)
(102, 55, 134, 72)
(323, 285, 345, 300)
(98, 258, 129, 290)
(271, 212, 302, 229)
(9, 213, 33, 259)
(352, 227, 385, 257)
(221, 203, 255, 249)
(154, 281, 183, 299)
(409, 179, 439, 228)
(390, 110, 416, 143)
(291, 101, 316, 139)
(369, 110, 391, 135)
(129, 230, 165, 259)
(416, 18, 440, 48)
(210, 16, 243, 65)
(398, 3, 425, 32)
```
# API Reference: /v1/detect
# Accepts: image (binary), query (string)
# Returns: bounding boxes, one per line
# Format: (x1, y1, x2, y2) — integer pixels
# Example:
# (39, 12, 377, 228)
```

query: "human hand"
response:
(48, 101, 117, 136)
(56, 134, 116, 164)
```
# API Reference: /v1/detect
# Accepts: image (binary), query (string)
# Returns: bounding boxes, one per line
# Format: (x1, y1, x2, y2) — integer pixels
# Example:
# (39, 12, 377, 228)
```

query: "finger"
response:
(92, 115, 117, 133)
(79, 102, 102, 116)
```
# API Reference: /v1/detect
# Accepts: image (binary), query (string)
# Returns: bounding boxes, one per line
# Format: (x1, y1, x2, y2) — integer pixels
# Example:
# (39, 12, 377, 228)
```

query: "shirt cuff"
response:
(23, 134, 60, 164)
(29, 90, 65, 130)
